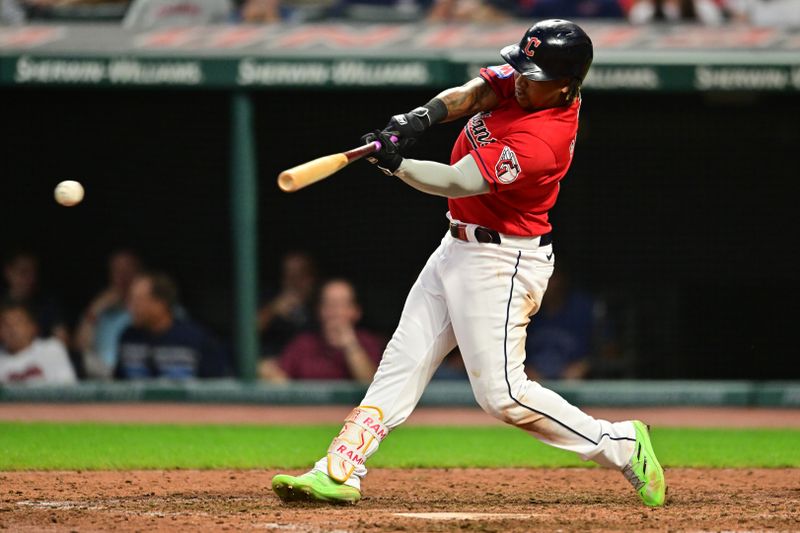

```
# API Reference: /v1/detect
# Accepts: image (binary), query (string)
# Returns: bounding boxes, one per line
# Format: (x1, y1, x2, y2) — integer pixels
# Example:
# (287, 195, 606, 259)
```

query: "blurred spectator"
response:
(240, 0, 333, 22)
(18, 0, 129, 21)
(123, 0, 232, 28)
(2, 251, 68, 346)
(0, 302, 76, 384)
(429, 0, 622, 21)
(259, 279, 385, 384)
(240, 0, 280, 21)
(1, 0, 26, 22)
(725, 0, 800, 26)
(329, 0, 431, 21)
(428, 0, 508, 21)
(524, 270, 602, 381)
(75, 250, 142, 380)
(627, 0, 724, 24)
(115, 272, 227, 380)
(431, 348, 468, 380)
(258, 251, 318, 358)
(240, 0, 428, 22)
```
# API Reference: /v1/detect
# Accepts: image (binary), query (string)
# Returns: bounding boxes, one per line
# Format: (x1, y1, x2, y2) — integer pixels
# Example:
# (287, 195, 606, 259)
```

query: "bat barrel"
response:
(277, 136, 396, 193)
(277, 171, 298, 192)
(277, 153, 349, 192)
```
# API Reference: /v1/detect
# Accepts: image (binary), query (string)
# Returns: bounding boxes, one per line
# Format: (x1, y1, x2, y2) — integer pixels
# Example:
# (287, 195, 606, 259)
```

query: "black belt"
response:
(449, 222, 552, 246)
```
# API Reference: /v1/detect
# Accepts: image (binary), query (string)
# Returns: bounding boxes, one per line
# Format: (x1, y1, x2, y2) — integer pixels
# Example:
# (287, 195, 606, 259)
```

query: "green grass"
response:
(1, 423, 798, 470)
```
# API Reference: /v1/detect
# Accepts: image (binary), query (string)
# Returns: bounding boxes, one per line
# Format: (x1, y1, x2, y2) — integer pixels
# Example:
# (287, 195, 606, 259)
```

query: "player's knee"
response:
(476, 393, 525, 425)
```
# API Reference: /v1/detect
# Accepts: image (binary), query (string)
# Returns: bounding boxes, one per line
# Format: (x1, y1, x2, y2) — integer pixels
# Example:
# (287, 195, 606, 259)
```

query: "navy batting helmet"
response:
(501, 19, 593, 83)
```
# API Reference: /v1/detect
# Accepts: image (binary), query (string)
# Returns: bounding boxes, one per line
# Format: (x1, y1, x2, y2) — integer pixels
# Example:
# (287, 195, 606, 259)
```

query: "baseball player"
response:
(272, 19, 666, 507)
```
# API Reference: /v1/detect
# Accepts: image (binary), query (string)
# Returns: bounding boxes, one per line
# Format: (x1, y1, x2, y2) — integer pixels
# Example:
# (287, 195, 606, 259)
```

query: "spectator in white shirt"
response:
(0, 302, 76, 384)
(627, 0, 724, 24)
(75, 250, 142, 379)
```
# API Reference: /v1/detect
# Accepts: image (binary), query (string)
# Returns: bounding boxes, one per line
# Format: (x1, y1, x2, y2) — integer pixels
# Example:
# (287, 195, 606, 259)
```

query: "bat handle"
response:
(374, 135, 399, 151)
(343, 135, 402, 163)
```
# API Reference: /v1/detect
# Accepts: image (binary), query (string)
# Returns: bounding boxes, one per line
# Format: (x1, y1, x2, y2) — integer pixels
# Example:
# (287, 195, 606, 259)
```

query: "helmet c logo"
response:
(523, 37, 541, 57)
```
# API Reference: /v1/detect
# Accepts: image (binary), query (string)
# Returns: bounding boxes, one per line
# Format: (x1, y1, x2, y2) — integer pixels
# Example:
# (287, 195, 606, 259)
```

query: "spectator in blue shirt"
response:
(524, 270, 595, 381)
(429, 0, 622, 21)
(115, 272, 227, 380)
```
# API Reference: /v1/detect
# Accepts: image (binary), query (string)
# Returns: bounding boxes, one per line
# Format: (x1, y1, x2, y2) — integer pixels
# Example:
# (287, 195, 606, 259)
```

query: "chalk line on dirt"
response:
(394, 512, 537, 520)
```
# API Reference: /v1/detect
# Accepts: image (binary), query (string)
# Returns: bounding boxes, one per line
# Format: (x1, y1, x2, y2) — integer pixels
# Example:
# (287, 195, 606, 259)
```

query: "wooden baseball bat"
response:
(277, 136, 398, 193)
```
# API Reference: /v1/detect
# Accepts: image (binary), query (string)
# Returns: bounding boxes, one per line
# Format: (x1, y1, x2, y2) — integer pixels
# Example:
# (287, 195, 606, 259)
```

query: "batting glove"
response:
(383, 98, 448, 150)
(361, 130, 403, 176)
(384, 109, 428, 150)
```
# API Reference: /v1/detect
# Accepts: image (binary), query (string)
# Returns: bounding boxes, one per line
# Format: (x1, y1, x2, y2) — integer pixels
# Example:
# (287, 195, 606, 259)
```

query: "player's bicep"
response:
(471, 77, 501, 112)
(436, 77, 499, 122)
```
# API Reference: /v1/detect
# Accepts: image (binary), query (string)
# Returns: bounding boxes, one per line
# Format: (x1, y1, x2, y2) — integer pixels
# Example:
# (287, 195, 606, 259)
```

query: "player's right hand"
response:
(384, 107, 431, 150)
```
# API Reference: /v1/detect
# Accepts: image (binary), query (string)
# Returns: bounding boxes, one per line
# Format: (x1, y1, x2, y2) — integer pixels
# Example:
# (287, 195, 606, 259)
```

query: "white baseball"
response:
(54, 180, 85, 207)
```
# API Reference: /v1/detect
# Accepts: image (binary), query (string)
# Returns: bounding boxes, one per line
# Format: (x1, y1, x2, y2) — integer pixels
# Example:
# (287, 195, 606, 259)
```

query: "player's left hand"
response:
(361, 130, 402, 175)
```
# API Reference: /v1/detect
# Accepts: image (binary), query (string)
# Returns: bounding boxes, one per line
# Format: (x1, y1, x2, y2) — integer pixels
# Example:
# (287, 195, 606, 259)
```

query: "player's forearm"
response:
(385, 78, 495, 146)
(434, 77, 499, 122)
(393, 156, 489, 198)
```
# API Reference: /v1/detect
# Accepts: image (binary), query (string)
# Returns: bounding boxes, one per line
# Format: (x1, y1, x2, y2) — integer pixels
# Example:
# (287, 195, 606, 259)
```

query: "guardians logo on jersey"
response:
(495, 146, 521, 184)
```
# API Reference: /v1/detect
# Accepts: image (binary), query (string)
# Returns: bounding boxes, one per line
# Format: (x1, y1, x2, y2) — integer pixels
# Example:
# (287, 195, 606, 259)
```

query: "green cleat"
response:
(272, 470, 361, 504)
(622, 421, 667, 507)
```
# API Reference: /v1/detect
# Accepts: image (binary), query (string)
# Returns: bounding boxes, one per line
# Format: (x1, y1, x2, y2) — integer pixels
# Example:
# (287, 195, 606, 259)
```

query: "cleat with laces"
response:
(622, 421, 667, 507)
(272, 470, 361, 504)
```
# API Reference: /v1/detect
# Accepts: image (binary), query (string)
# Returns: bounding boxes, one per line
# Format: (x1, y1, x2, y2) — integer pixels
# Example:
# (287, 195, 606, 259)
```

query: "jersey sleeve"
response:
(468, 131, 559, 193)
(479, 65, 517, 101)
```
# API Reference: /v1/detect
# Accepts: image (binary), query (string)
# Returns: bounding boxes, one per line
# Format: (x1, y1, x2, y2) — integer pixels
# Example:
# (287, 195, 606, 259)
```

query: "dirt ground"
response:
(1, 468, 799, 532)
(2, 404, 799, 531)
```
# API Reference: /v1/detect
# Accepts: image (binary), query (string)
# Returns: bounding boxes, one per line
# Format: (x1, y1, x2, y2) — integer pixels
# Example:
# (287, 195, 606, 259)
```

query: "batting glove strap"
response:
(387, 98, 447, 134)
(421, 97, 448, 126)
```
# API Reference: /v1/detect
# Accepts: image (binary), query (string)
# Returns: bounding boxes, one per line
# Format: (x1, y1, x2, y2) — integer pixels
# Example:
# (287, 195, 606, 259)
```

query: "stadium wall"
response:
(2, 88, 797, 379)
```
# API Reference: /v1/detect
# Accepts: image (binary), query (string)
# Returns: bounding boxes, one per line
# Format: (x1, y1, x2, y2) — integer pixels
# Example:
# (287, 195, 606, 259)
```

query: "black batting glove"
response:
(384, 108, 430, 150)
(361, 130, 403, 175)
(383, 98, 448, 151)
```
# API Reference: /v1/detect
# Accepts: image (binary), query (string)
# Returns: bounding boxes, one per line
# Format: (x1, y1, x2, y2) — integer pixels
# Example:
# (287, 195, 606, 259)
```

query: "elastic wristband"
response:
(422, 97, 448, 126)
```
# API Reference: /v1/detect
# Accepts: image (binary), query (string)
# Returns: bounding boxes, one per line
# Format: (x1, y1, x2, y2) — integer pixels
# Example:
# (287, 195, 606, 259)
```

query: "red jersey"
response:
(448, 64, 581, 237)
(278, 330, 385, 380)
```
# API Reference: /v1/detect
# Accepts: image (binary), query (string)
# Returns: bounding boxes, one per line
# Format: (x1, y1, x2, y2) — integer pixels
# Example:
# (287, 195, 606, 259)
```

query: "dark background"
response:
(1, 87, 797, 379)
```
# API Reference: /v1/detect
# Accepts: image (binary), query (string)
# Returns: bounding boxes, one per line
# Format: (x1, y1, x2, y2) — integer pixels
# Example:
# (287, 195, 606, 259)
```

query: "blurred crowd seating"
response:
(1, 248, 634, 384)
(2, 0, 799, 27)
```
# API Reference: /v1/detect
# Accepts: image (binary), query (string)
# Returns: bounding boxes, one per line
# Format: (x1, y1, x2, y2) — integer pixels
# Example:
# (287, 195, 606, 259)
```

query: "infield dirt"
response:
(1, 468, 799, 532)
(3, 405, 799, 531)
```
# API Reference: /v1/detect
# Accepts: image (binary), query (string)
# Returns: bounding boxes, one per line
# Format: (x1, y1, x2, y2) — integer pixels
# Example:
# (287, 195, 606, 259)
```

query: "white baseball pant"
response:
(315, 216, 636, 489)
